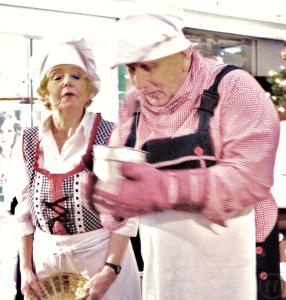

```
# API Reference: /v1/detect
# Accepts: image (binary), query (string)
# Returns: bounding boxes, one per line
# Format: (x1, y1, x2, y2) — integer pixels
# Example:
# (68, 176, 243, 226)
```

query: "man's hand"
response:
(82, 161, 226, 226)
(89, 161, 180, 219)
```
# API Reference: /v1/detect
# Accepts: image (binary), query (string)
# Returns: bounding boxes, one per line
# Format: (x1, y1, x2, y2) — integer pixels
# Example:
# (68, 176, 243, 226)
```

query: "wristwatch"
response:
(104, 262, 122, 275)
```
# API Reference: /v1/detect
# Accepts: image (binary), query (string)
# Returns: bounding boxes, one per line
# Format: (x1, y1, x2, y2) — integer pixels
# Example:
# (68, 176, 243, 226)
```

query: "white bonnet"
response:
(32, 38, 100, 93)
(112, 13, 191, 67)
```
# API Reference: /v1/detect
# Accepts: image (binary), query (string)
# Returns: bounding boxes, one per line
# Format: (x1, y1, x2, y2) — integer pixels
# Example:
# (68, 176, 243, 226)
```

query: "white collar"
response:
(39, 110, 93, 139)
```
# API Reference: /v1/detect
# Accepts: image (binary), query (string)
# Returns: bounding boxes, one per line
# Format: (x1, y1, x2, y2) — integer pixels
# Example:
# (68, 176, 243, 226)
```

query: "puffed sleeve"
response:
(10, 132, 35, 237)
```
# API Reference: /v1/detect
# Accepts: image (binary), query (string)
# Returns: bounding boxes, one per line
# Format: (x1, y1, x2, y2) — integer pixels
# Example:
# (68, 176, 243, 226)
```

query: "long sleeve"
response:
(203, 72, 279, 213)
(171, 71, 280, 231)
(271, 120, 286, 208)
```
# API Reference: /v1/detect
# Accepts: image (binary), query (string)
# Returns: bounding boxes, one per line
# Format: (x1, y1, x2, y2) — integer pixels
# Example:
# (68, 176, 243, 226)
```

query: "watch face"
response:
(116, 265, 122, 274)
(105, 262, 121, 274)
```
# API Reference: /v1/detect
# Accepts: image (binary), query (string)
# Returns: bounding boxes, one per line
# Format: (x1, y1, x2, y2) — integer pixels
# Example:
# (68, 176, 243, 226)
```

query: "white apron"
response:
(140, 207, 256, 300)
(33, 227, 142, 300)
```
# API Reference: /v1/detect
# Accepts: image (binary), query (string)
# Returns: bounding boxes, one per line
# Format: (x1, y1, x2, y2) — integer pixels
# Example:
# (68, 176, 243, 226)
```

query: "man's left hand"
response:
(90, 161, 176, 218)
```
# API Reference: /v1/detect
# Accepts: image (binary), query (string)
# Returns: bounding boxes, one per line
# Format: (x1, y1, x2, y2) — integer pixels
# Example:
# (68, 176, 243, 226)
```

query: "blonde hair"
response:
(37, 74, 98, 110)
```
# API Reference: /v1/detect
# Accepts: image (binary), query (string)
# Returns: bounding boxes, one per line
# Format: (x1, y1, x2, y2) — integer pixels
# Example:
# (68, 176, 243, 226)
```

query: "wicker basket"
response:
(27, 272, 89, 300)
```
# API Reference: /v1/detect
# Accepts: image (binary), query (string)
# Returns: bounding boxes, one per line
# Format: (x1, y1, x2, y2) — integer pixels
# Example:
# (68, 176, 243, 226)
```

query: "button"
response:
(194, 146, 204, 156)
(256, 246, 263, 255)
(259, 272, 268, 280)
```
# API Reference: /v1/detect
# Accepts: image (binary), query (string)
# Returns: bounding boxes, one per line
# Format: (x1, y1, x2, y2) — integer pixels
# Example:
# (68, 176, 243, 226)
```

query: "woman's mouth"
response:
(62, 92, 75, 98)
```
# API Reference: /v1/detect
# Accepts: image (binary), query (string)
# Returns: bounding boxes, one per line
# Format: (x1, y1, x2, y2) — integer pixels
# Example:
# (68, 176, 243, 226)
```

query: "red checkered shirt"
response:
(110, 51, 280, 242)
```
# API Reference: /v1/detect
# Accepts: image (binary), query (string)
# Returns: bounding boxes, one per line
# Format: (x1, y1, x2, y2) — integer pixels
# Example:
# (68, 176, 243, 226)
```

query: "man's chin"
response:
(145, 96, 169, 107)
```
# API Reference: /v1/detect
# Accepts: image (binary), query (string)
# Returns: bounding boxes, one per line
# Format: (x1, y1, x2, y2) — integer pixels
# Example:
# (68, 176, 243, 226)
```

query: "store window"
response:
(184, 28, 255, 74)
(0, 33, 43, 127)
(0, 33, 43, 211)
(0, 33, 28, 99)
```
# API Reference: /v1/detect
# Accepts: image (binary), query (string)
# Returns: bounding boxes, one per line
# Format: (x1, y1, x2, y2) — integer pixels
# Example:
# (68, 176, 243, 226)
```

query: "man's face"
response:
(126, 51, 190, 107)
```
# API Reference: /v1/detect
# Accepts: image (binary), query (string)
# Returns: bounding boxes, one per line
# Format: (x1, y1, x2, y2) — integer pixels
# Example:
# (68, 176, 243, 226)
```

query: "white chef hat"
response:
(32, 38, 100, 93)
(111, 13, 191, 67)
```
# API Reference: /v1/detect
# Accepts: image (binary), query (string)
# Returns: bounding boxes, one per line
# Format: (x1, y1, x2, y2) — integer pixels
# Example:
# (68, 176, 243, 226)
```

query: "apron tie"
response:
(53, 245, 77, 273)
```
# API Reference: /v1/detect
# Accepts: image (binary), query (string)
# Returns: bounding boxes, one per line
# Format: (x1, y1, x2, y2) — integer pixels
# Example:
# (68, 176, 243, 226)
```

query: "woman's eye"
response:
(52, 73, 63, 81)
(50, 71, 83, 81)
(71, 73, 81, 80)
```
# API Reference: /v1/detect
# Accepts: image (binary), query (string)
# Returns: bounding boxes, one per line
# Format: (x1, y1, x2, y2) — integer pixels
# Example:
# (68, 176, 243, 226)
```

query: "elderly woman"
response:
(15, 39, 141, 300)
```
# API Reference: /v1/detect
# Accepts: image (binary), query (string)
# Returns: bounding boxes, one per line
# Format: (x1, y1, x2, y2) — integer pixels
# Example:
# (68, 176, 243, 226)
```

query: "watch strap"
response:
(104, 262, 121, 275)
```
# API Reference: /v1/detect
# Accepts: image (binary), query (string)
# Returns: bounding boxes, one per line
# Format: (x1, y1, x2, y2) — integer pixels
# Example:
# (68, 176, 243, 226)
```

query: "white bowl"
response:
(93, 145, 146, 193)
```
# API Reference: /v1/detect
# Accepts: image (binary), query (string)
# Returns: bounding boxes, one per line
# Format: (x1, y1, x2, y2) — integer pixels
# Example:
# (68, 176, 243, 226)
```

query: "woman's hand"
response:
(85, 266, 117, 300)
(21, 268, 41, 299)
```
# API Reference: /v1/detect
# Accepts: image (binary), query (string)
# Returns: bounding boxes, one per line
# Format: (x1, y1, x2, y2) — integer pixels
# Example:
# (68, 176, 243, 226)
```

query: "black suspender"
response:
(198, 65, 240, 131)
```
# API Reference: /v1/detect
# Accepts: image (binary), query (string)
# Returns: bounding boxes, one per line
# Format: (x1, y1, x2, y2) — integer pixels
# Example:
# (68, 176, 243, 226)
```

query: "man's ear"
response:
(181, 49, 192, 72)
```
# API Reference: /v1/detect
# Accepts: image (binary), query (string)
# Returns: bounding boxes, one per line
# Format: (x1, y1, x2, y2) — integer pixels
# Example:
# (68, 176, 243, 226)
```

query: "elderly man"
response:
(85, 12, 281, 300)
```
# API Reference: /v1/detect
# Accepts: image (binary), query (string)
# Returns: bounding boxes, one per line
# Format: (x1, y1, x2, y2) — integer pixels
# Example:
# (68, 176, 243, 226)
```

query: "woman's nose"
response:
(62, 74, 73, 85)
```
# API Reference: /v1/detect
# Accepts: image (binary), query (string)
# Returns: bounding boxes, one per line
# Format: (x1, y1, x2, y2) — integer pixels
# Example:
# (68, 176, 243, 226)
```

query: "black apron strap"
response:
(198, 65, 240, 131)
(125, 111, 140, 148)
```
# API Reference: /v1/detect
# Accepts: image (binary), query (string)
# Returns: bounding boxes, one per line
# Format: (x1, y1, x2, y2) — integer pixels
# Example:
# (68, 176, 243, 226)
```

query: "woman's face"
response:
(0, 118, 15, 149)
(126, 51, 191, 107)
(45, 64, 91, 113)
